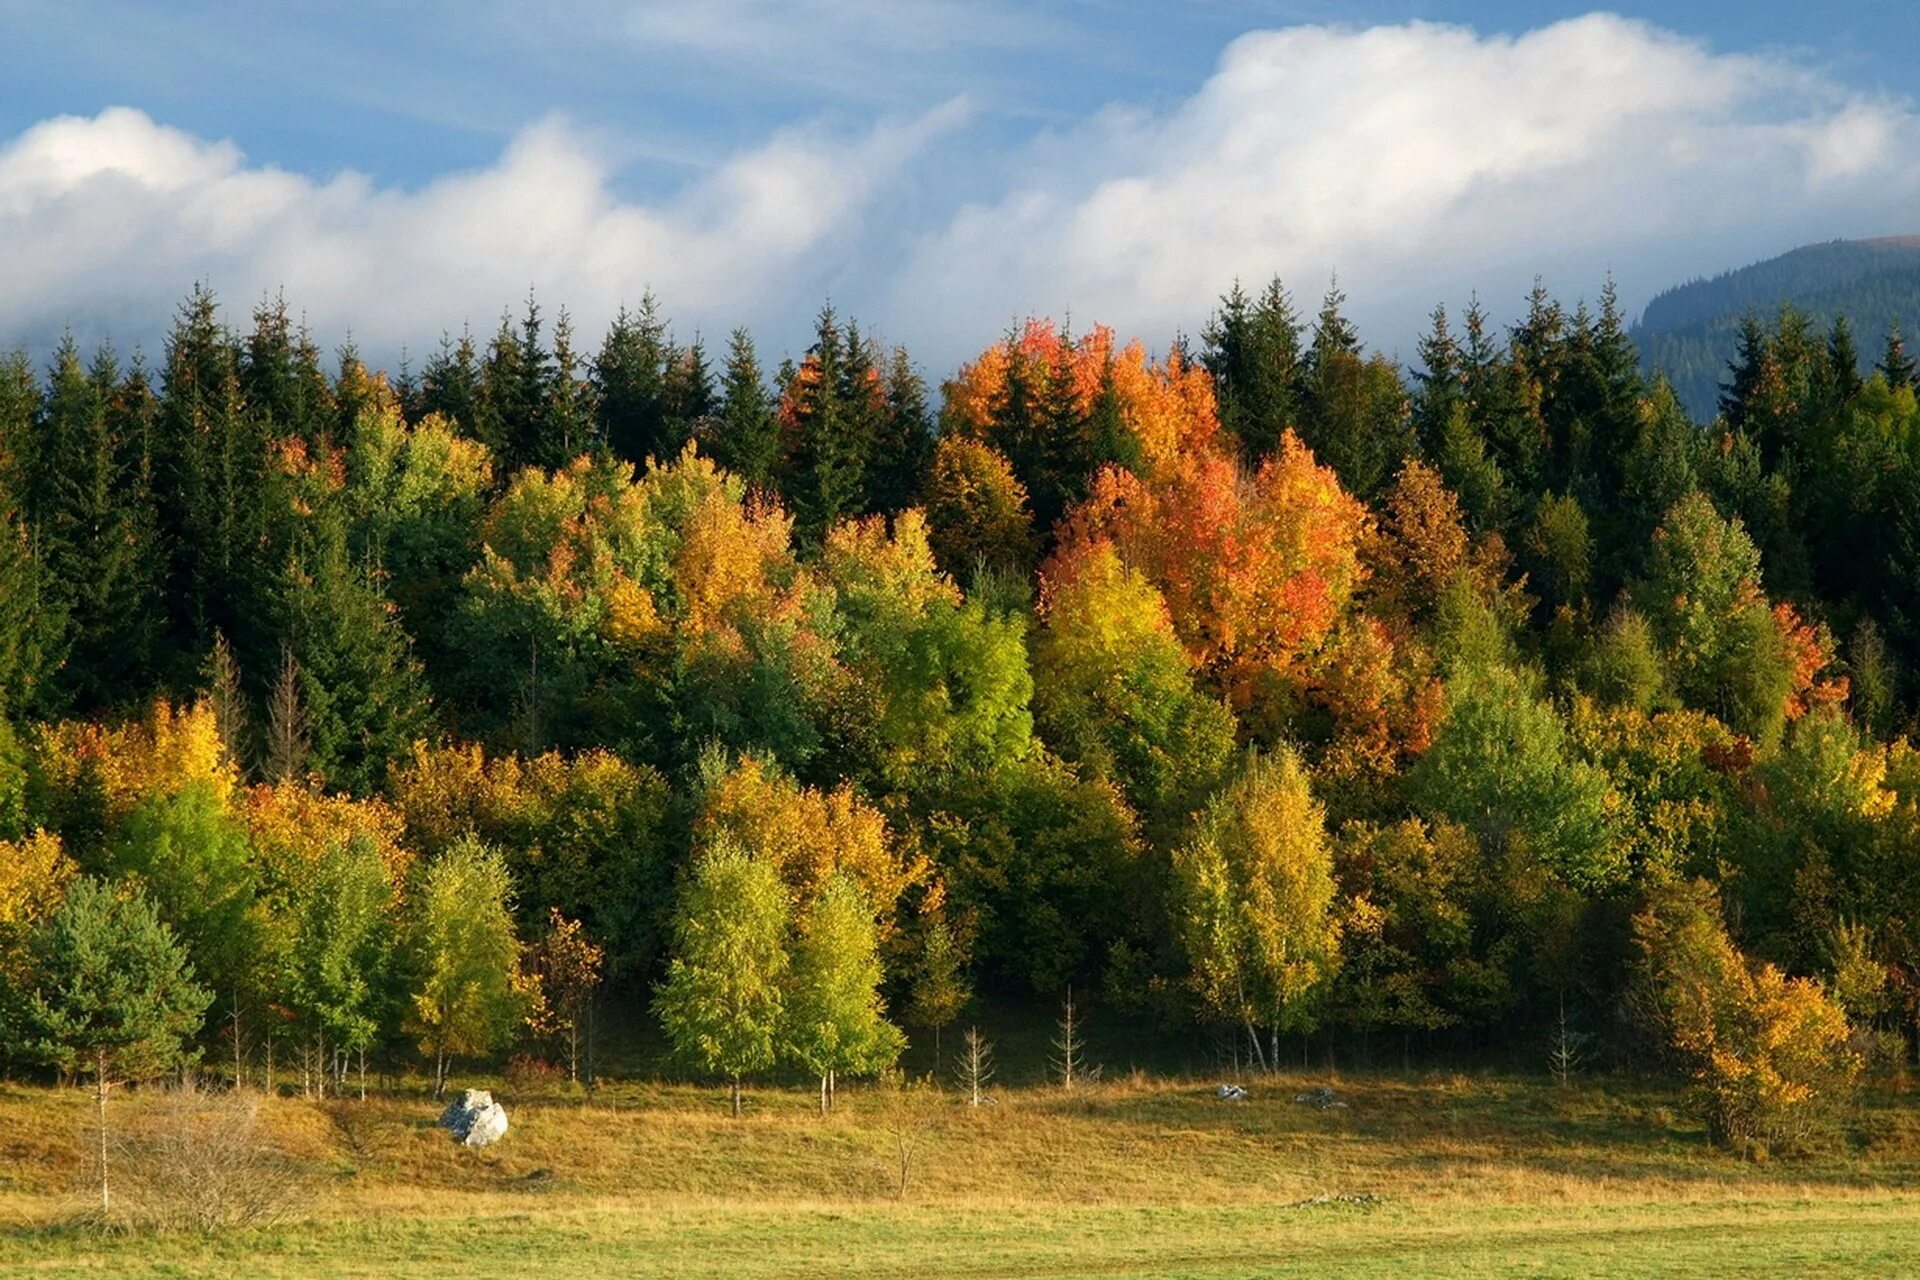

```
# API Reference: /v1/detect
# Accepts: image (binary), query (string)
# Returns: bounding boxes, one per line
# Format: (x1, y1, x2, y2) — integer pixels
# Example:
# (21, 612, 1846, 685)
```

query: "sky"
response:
(2, 1, 1919, 374)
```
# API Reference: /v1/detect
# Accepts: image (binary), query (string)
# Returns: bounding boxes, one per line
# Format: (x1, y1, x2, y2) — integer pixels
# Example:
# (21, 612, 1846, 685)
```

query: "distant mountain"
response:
(1632, 237, 1920, 420)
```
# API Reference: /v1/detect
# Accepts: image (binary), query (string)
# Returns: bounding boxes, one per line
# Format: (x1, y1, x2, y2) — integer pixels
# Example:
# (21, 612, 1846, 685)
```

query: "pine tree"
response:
(779, 304, 874, 543)
(545, 307, 593, 464)
(593, 295, 670, 465)
(20, 878, 210, 1214)
(37, 339, 161, 711)
(711, 328, 779, 487)
(274, 508, 428, 795)
(419, 328, 483, 442)
(662, 335, 716, 457)
(868, 346, 933, 514)
(242, 291, 333, 446)
(1877, 324, 1916, 391)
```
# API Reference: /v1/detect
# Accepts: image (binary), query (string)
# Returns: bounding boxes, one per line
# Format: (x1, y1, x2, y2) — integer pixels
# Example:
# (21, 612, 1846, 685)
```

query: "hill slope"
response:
(1633, 237, 1920, 419)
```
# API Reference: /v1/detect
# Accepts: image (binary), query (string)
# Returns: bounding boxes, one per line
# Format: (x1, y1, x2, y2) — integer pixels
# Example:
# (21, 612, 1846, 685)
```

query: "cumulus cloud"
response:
(2, 13, 1918, 369)
(0, 101, 964, 357)
(892, 13, 1920, 357)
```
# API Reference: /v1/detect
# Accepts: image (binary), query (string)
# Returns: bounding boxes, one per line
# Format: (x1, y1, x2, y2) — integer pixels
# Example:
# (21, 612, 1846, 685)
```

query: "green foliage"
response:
(109, 781, 266, 1012)
(406, 838, 529, 1088)
(1171, 748, 1339, 1039)
(655, 841, 790, 1095)
(275, 834, 392, 1060)
(783, 873, 904, 1095)
(1411, 663, 1618, 890)
(17, 877, 210, 1081)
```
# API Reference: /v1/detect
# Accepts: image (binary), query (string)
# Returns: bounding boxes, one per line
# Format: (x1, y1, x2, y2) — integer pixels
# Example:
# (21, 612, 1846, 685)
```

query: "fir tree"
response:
(711, 328, 779, 488)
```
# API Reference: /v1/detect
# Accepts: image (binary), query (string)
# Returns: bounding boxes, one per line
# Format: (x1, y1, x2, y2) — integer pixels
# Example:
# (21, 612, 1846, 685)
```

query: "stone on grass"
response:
(439, 1089, 509, 1147)
(1216, 1083, 1249, 1101)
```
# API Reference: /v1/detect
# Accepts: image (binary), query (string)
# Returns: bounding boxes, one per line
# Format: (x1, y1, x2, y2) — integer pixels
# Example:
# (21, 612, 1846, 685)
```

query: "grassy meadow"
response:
(2, 1060, 1918, 1278)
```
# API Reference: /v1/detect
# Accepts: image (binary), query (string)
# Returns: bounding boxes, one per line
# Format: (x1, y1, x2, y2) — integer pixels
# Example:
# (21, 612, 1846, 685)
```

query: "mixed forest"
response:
(3, 274, 1920, 1151)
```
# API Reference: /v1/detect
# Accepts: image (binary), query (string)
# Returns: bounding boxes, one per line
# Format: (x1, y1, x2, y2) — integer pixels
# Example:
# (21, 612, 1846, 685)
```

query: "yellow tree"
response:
(1171, 747, 1340, 1072)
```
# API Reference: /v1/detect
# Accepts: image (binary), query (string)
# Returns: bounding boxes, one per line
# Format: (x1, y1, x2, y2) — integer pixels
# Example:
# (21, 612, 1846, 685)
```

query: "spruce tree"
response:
(868, 346, 933, 513)
(593, 295, 670, 465)
(1877, 324, 1917, 391)
(274, 507, 429, 794)
(419, 328, 483, 442)
(711, 328, 779, 487)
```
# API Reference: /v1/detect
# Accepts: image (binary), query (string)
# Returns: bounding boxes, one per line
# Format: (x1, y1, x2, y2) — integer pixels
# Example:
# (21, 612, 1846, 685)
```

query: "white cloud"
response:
(0, 101, 964, 357)
(892, 13, 1920, 357)
(2, 14, 1918, 371)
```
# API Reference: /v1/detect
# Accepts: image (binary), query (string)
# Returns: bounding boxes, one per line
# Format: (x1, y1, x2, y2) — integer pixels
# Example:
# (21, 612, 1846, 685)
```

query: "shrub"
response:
(1630, 880, 1859, 1149)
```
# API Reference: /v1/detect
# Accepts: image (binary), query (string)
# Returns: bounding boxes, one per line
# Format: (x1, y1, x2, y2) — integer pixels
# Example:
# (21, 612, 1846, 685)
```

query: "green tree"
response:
(110, 781, 267, 1038)
(593, 296, 671, 466)
(18, 878, 210, 1213)
(275, 507, 430, 794)
(1410, 663, 1618, 890)
(655, 840, 790, 1116)
(784, 872, 904, 1113)
(274, 833, 392, 1097)
(1170, 748, 1340, 1071)
(710, 327, 779, 488)
(408, 838, 529, 1097)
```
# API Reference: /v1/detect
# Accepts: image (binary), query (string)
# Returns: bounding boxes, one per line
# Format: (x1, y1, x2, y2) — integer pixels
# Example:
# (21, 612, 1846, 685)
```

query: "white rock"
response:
(439, 1089, 510, 1147)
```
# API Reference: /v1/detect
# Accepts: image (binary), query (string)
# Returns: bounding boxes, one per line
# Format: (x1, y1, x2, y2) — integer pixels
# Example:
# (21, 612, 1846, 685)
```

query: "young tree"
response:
(275, 834, 392, 1098)
(655, 840, 790, 1116)
(905, 914, 970, 1066)
(953, 1025, 995, 1107)
(407, 838, 530, 1098)
(19, 878, 210, 1214)
(530, 909, 604, 1086)
(785, 873, 904, 1113)
(1171, 748, 1340, 1072)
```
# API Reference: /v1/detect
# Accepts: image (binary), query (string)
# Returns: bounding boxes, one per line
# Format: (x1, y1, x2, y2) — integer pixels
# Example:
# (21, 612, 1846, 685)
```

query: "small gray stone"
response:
(1216, 1083, 1249, 1101)
(439, 1088, 510, 1147)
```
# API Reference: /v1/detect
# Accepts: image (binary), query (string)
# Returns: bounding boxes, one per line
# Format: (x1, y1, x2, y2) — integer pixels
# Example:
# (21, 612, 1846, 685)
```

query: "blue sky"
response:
(2, 2, 1918, 370)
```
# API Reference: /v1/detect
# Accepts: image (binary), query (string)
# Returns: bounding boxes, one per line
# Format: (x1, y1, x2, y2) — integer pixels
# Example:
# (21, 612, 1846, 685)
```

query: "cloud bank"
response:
(2, 13, 1918, 368)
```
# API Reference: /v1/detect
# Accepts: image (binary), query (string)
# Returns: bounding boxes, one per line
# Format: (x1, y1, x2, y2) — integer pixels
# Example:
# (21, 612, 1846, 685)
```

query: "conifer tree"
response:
(711, 327, 779, 488)
(19, 878, 210, 1214)
(1877, 324, 1916, 391)
(419, 328, 483, 441)
(868, 346, 933, 513)
(274, 509, 429, 795)
(593, 295, 670, 465)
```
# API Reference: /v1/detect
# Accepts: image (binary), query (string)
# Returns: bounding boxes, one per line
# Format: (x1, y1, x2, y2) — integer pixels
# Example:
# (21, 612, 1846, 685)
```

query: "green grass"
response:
(2, 1068, 1918, 1276)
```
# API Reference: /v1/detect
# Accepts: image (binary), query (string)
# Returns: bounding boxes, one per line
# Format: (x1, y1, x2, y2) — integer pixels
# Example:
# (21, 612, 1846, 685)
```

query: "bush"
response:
(1630, 880, 1859, 1149)
(108, 1083, 307, 1233)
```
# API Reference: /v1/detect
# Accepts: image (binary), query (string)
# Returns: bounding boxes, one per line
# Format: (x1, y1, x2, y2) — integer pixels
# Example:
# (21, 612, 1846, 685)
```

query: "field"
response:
(2, 1062, 1918, 1278)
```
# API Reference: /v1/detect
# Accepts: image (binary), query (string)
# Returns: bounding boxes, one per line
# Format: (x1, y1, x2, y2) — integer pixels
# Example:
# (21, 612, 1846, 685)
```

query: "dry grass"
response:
(0, 1067, 1916, 1275)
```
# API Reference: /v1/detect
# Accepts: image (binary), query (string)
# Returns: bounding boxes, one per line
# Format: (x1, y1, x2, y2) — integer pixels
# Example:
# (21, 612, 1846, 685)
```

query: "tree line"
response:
(2, 276, 1918, 1150)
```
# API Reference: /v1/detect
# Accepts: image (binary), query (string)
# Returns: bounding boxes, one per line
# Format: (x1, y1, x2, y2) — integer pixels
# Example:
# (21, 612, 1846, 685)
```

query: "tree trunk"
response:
(232, 990, 244, 1090)
(1271, 1024, 1280, 1079)
(730, 1075, 742, 1118)
(358, 1046, 367, 1102)
(94, 1051, 110, 1216)
(1244, 1019, 1268, 1074)
(819, 1073, 829, 1116)
(568, 1019, 579, 1087)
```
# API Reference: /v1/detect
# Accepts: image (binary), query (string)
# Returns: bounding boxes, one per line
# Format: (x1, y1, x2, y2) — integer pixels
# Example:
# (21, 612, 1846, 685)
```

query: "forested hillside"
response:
(1635, 237, 1920, 417)
(1, 275, 1916, 1144)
